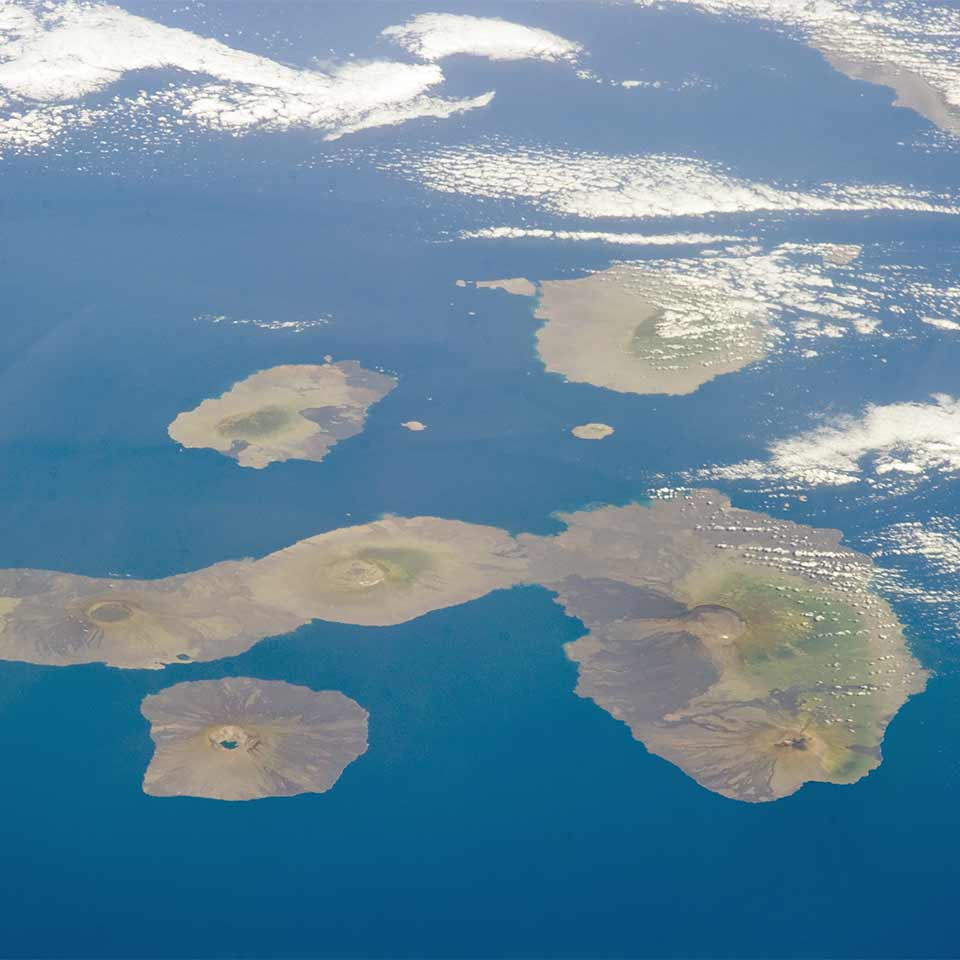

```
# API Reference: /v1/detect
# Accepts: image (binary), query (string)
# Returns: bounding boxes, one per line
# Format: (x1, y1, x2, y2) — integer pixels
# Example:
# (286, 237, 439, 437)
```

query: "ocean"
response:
(1, 2, 959, 956)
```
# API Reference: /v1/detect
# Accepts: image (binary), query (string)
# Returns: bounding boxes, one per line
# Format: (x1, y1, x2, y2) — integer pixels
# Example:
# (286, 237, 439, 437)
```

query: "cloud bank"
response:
(0, 1, 494, 151)
(386, 140, 960, 218)
(708, 394, 960, 487)
(459, 227, 743, 245)
(382, 13, 581, 64)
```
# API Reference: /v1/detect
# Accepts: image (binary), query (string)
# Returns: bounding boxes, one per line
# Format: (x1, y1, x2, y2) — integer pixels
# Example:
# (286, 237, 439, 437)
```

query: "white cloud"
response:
(708, 394, 960, 487)
(382, 13, 581, 64)
(388, 141, 960, 218)
(0, 99, 102, 150)
(875, 519, 960, 580)
(587, 241, 881, 359)
(0, 1, 494, 152)
(866, 518, 960, 629)
(922, 316, 960, 331)
(458, 226, 743, 245)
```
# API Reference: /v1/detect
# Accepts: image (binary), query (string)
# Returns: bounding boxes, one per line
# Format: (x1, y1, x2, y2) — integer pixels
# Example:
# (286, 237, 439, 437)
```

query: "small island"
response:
(141, 678, 369, 801)
(168, 361, 397, 468)
(572, 423, 614, 440)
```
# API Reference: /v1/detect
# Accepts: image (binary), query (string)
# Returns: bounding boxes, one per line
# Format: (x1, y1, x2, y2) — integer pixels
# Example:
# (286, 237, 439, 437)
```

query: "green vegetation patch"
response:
(629, 319, 737, 368)
(688, 565, 872, 693)
(215, 405, 298, 439)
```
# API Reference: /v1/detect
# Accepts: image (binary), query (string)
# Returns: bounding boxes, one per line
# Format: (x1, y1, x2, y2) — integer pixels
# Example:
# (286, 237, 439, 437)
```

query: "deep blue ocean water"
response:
(1, 3, 959, 956)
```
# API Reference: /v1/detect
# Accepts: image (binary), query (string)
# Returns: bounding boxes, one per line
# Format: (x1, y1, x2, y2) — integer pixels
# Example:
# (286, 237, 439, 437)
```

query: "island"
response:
(141, 678, 368, 801)
(241, 515, 528, 627)
(0, 564, 307, 670)
(472, 277, 537, 297)
(464, 267, 771, 396)
(822, 52, 960, 137)
(572, 423, 614, 440)
(0, 516, 527, 669)
(0, 494, 927, 802)
(520, 491, 927, 802)
(168, 361, 397, 468)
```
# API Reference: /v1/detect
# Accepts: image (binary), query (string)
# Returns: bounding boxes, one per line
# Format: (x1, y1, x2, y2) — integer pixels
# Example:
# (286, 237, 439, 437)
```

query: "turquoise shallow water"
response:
(1, 3, 960, 956)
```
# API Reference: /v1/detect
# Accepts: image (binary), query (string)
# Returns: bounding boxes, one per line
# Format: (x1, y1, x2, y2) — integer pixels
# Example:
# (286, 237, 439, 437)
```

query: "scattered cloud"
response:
(384, 140, 960, 218)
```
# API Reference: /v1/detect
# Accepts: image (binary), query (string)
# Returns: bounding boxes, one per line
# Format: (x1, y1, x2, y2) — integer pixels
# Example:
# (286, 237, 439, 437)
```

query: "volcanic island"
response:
(462, 267, 772, 396)
(168, 360, 396, 468)
(0, 493, 925, 802)
(141, 678, 369, 801)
